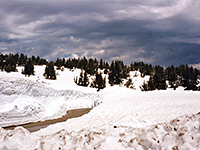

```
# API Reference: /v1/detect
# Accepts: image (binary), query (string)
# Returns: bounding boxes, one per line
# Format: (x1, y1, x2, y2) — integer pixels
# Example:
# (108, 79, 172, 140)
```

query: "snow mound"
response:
(0, 76, 97, 98)
(0, 113, 200, 150)
(128, 112, 200, 149)
(0, 76, 101, 127)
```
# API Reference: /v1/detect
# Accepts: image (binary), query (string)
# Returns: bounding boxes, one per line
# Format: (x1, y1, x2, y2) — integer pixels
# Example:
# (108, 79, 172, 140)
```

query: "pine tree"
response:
(9, 57, 17, 72)
(78, 70, 84, 86)
(44, 62, 56, 80)
(147, 76, 156, 90)
(19, 53, 27, 66)
(144, 66, 166, 91)
(140, 81, 149, 91)
(0, 54, 3, 71)
(185, 67, 199, 90)
(5, 64, 12, 73)
(13, 53, 19, 64)
(153, 65, 166, 90)
(83, 71, 89, 86)
(35, 56, 40, 65)
(108, 61, 115, 85)
(99, 59, 105, 70)
(4, 54, 17, 72)
(108, 60, 125, 85)
(130, 63, 134, 71)
(86, 58, 98, 75)
(23, 59, 34, 76)
(93, 72, 106, 91)
(79, 56, 88, 70)
(31, 56, 36, 65)
(104, 62, 110, 74)
(65, 58, 73, 69)
(55, 58, 63, 70)
(125, 78, 134, 89)
(39, 58, 48, 65)
(76, 70, 89, 87)
(165, 65, 178, 89)
(121, 65, 129, 79)
(176, 65, 199, 91)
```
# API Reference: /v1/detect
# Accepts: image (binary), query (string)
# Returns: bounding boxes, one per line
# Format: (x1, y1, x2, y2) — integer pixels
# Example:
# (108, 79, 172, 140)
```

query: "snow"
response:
(0, 66, 100, 126)
(124, 71, 150, 90)
(0, 65, 200, 149)
(1, 112, 200, 150)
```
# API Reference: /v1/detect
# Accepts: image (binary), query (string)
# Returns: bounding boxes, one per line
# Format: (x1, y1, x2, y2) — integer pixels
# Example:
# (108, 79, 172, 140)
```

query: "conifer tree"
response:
(153, 65, 167, 90)
(78, 70, 84, 86)
(0, 54, 3, 71)
(108, 60, 125, 85)
(83, 71, 89, 86)
(147, 76, 156, 90)
(9, 56, 17, 72)
(108, 61, 115, 85)
(104, 62, 110, 74)
(77, 70, 89, 87)
(165, 65, 178, 89)
(13, 53, 19, 64)
(125, 78, 134, 89)
(140, 81, 149, 91)
(79, 56, 88, 70)
(39, 58, 48, 65)
(5, 64, 12, 73)
(115, 61, 122, 84)
(31, 56, 36, 65)
(144, 66, 166, 91)
(121, 65, 129, 79)
(23, 59, 34, 76)
(44, 62, 56, 80)
(99, 59, 105, 70)
(92, 72, 106, 91)
(176, 65, 199, 90)
(55, 58, 63, 70)
(19, 53, 27, 65)
(35, 56, 40, 65)
(184, 67, 199, 90)
(86, 58, 98, 75)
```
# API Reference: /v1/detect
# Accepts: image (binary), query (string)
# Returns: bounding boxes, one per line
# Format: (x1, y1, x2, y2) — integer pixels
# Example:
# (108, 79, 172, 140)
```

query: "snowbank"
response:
(0, 112, 199, 150)
(0, 66, 100, 127)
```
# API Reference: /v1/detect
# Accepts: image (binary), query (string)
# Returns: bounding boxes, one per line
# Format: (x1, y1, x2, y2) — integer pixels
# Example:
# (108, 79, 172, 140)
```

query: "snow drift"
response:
(0, 69, 100, 127)
(0, 112, 200, 150)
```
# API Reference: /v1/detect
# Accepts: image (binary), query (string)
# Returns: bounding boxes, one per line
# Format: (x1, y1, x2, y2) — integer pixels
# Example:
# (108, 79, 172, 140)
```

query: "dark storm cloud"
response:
(0, 0, 200, 66)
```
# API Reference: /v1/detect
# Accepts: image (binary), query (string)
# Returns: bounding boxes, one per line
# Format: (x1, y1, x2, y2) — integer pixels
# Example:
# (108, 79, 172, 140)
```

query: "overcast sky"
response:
(0, 0, 200, 66)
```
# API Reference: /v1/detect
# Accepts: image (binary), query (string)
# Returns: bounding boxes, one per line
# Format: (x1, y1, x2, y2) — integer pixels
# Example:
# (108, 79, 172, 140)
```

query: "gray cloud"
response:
(0, 0, 200, 66)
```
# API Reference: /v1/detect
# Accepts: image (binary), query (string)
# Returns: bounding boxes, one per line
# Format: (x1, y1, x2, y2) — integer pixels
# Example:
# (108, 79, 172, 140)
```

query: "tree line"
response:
(0, 53, 47, 73)
(0, 53, 199, 91)
(140, 65, 200, 91)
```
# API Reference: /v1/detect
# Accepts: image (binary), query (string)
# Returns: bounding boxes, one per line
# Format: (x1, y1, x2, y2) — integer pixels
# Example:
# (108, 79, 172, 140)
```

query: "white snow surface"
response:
(0, 66, 200, 149)
(0, 66, 100, 126)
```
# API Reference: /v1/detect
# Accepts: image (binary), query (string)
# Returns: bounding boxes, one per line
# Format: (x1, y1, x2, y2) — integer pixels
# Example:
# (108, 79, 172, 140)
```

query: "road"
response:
(3, 108, 92, 132)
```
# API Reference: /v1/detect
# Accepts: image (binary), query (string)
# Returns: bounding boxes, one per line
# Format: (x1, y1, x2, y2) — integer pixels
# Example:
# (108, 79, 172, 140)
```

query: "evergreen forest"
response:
(0, 53, 200, 91)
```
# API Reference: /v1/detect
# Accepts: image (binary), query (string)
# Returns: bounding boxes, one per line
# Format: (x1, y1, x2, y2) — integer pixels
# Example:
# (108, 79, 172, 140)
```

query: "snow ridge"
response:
(0, 76, 101, 127)
(0, 113, 200, 150)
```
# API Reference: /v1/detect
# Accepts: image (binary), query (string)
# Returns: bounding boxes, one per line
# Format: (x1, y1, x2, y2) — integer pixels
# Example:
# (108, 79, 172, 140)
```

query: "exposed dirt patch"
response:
(3, 108, 92, 132)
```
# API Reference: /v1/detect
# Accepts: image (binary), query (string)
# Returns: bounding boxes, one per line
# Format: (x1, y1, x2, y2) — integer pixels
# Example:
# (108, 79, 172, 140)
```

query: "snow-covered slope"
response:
(0, 66, 100, 126)
(0, 65, 200, 149)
